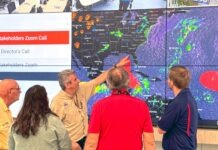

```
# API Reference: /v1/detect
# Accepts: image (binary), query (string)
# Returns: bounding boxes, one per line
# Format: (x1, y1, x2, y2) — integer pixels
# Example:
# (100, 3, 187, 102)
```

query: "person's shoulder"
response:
(47, 114, 63, 125)
(96, 96, 109, 104)
(51, 91, 66, 103)
(126, 96, 149, 110)
(79, 81, 95, 86)
(176, 89, 192, 104)
(46, 113, 55, 120)
(93, 96, 111, 108)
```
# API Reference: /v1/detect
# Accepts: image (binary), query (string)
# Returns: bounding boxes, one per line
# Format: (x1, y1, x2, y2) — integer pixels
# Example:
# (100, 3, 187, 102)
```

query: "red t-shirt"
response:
(88, 91, 153, 150)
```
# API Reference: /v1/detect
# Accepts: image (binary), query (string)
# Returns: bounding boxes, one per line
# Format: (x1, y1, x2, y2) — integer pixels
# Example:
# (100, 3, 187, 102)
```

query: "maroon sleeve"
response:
(88, 102, 101, 133)
(143, 103, 154, 133)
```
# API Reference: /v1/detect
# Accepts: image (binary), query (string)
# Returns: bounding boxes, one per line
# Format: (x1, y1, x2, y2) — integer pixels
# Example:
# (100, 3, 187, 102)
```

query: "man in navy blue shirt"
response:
(158, 65, 198, 150)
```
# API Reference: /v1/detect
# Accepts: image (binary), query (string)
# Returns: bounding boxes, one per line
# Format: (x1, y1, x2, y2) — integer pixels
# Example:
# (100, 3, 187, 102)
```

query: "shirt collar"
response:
(111, 89, 130, 95)
(176, 88, 190, 98)
(0, 97, 9, 111)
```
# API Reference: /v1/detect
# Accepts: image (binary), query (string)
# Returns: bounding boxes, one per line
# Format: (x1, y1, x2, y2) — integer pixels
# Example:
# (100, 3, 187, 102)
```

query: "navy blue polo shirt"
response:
(158, 88, 198, 150)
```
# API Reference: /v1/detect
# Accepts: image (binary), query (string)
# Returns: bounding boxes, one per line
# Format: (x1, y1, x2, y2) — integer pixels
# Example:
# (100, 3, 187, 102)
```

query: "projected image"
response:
(72, 0, 166, 11)
(72, 9, 166, 70)
(166, 67, 218, 120)
(167, 7, 218, 66)
(168, 0, 218, 8)
(166, 7, 218, 124)
(71, 9, 168, 122)
(71, 7, 218, 127)
(0, 0, 71, 14)
(191, 67, 218, 120)
(73, 65, 168, 121)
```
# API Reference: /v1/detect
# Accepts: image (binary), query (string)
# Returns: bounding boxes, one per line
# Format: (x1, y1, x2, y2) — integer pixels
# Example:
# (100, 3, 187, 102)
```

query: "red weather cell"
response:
(124, 62, 139, 88)
(199, 71, 218, 92)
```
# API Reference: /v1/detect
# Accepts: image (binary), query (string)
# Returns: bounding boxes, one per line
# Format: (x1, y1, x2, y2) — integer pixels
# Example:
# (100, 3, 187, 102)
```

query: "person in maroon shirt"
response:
(85, 67, 156, 150)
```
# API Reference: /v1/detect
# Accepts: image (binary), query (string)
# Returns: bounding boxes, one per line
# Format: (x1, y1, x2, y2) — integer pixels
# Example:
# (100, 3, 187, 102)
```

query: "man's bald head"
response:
(0, 79, 20, 107)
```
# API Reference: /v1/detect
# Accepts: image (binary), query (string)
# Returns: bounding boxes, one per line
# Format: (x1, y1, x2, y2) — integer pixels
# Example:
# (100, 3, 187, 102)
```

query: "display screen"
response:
(71, 8, 218, 128)
(0, 6, 217, 128)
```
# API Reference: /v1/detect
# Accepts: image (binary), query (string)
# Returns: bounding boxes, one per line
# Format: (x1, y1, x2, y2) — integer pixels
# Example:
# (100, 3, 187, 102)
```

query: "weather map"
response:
(167, 7, 218, 66)
(166, 7, 218, 121)
(71, 7, 218, 126)
(71, 9, 168, 122)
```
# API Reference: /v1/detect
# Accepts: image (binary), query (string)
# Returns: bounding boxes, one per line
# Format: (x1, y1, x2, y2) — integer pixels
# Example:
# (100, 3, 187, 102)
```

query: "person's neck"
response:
(172, 87, 181, 97)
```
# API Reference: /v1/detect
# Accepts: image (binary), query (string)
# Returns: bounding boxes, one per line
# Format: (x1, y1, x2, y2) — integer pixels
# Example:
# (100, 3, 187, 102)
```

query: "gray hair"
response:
(58, 69, 75, 90)
(106, 67, 129, 90)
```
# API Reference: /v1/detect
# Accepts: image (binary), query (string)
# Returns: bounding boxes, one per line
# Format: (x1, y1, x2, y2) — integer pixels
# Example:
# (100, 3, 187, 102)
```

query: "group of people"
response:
(0, 56, 198, 150)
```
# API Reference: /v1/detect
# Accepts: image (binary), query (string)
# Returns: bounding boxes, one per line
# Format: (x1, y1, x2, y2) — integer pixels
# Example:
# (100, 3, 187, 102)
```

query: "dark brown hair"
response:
(12, 85, 55, 138)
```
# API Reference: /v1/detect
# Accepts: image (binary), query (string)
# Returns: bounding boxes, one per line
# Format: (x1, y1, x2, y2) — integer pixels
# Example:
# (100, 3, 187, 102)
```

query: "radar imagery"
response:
(166, 7, 218, 120)
(71, 9, 167, 122)
(71, 7, 218, 124)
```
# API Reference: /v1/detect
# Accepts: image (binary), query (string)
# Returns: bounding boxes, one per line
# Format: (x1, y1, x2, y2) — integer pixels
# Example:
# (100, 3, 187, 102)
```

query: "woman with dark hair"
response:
(8, 85, 71, 150)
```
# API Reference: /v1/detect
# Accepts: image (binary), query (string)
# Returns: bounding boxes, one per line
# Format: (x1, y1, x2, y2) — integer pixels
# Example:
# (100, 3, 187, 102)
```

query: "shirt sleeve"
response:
(52, 116, 71, 150)
(79, 80, 97, 102)
(158, 100, 181, 132)
(143, 103, 154, 133)
(8, 126, 15, 150)
(88, 103, 101, 133)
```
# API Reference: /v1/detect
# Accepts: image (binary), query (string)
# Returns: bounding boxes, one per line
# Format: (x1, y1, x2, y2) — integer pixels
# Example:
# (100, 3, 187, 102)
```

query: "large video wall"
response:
(0, 0, 218, 128)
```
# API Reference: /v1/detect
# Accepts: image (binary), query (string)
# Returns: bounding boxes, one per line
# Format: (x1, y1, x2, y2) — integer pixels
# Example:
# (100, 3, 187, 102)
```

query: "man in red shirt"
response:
(84, 67, 156, 150)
